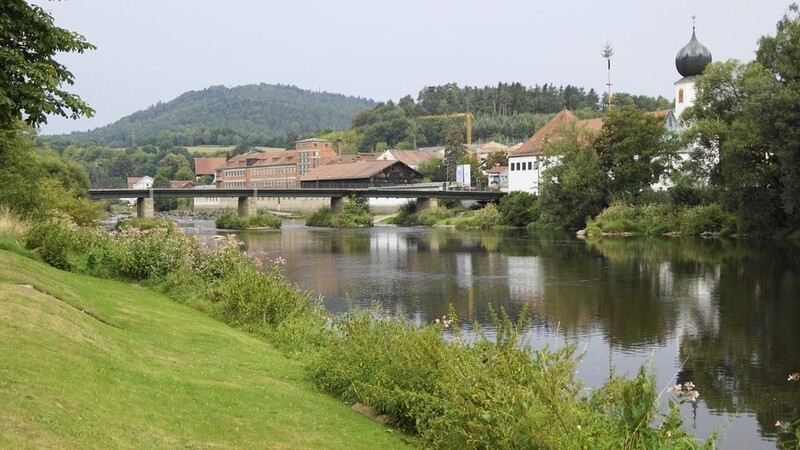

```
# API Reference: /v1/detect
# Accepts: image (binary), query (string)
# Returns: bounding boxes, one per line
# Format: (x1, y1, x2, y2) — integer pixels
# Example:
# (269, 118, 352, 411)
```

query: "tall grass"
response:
(0, 207, 31, 256)
(0, 206, 30, 239)
(311, 305, 712, 449)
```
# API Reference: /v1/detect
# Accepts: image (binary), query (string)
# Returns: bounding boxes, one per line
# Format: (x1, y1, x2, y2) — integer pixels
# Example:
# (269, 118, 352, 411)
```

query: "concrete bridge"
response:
(88, 186, 506, 218)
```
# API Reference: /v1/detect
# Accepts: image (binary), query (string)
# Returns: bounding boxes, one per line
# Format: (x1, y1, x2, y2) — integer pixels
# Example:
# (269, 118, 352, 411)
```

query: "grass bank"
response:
(0, 250, 410, 449)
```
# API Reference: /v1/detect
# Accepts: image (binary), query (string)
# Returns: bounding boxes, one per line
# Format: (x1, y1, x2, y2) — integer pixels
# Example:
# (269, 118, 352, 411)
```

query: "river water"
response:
(189, 219, 800, 449)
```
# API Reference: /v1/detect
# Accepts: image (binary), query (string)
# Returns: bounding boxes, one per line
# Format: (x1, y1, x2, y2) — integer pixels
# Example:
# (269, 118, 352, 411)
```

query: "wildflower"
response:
(788, 373, 800, 382)
(669, 381, 700, 403)
(776, 420, 786, 429)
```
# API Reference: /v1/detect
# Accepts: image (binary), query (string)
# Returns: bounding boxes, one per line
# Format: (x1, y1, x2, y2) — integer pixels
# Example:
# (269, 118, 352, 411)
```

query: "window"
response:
(678, 89, 684, 104)
(534, 160, 539, 170)
(527, 161, 532, 170)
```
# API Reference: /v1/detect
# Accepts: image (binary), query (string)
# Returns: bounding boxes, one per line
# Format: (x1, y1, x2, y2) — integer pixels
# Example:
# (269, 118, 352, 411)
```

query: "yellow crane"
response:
(416, 112, 473, 149)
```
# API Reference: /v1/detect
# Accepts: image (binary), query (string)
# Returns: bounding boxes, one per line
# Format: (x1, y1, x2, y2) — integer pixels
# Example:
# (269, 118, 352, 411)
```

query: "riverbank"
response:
(0, 249, 410, 449)
(7, 213, 716, 449)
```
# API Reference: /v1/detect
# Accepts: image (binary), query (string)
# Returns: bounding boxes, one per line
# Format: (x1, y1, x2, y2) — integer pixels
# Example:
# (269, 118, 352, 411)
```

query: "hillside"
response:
(0, 250, 409, 449)
(50, 84, 376, 148)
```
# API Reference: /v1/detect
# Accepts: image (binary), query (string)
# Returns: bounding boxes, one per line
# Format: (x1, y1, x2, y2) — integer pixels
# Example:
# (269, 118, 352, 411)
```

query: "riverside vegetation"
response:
(1, 207, 722, 449)
(215, 209, 282, 229)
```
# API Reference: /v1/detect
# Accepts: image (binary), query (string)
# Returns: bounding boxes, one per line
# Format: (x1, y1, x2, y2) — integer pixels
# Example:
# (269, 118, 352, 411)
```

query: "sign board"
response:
(455, 164, 471, 187)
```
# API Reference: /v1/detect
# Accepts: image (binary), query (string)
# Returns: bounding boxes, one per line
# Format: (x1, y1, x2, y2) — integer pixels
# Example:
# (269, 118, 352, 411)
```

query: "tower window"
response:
(678, 89, 684, 104)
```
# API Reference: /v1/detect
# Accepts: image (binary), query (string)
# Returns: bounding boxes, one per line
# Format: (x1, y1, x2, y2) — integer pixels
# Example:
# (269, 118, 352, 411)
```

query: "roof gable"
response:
(510, 109, 579, 157)
(194, 157, 226, 175)
(299, 160, 419, 181)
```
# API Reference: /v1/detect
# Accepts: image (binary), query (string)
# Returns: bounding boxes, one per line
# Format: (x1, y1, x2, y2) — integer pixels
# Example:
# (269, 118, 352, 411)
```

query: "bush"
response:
(116, 217, 176, 231)
(387, 201, 453, 226)
(306, 196, 373, 228)
(585, 203, 678, 235)
(678, 203, 736, 235)
(453, 203, 503, 230)
(305, 207, 334, 227)
(311, 306, 711, 449)
(216, 209, 282, 229)
(25, 216, 77, 269)
(498, 191, 538, 227)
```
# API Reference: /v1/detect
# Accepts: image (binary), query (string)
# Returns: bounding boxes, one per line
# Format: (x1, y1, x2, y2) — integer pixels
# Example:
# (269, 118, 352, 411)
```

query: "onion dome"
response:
(675, 29, 712, 77)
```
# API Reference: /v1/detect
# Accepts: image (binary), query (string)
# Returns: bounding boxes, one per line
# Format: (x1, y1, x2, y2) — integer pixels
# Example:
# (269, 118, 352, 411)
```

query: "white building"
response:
(123, 175, 154, 205)
(507, 25, 712, 195)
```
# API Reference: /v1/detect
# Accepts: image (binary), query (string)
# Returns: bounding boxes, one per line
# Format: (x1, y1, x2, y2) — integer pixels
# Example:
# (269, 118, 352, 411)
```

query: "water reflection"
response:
(230, 225, 800, 449)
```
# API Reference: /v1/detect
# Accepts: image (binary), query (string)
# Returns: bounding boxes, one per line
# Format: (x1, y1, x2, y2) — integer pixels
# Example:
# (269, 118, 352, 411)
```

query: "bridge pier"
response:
(330, 196, 344, 214)
(136, 197, 154, 218)
(416, 197, 438, 211)
(238, 197, 256, 217)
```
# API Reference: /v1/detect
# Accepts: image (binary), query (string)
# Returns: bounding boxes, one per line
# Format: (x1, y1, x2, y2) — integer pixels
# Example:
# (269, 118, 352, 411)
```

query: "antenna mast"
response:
(602, 43, 614, 112)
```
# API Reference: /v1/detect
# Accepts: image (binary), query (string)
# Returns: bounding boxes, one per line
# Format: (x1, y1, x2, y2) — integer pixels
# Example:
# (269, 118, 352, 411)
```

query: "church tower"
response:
(674, 20, 713, 119)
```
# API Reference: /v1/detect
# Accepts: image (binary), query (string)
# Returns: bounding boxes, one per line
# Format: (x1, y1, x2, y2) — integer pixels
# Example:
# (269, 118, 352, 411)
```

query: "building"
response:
(507, 25, 711, 195)
(506, 110, 579, 195)
(507, 109, 683, 194)
(674, 25, 713, 119)
(487, 165, 509, 192)
(475, 141, 510, 168)
(193, 157, 226, 183)
(375, 149, 443, 170)
(215, 139, 338, 188)
(299, 160, 422, 188)
(123, 175, 154, 205)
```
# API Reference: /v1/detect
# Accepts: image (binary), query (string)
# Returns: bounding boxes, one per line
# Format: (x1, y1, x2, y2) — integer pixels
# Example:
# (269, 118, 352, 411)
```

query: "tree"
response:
(153, 174, 177, 211)
(686, 60, 782, 233)
(416, 157, 446, 182)
(484, 151, 508, 169)
(157, 153, 189, 179)
(498, 191, 538, 227)
(756, 3, 800, 227)
(443, 125, 467, 183)
(593, 106, 679, 203)
(0, 1, 95, 128)
(538, 123, 607, 229)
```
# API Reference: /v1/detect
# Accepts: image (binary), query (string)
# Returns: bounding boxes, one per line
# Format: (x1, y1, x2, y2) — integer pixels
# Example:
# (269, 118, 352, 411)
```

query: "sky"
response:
(32, 0, 792, 135)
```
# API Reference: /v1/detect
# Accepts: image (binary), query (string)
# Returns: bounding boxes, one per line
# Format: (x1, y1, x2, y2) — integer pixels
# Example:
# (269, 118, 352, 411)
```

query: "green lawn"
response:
(0, 251, 411, 449)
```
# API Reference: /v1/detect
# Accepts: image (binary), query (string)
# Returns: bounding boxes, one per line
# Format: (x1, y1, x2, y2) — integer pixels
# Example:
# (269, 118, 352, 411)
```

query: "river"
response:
(187, 219, 800, 449)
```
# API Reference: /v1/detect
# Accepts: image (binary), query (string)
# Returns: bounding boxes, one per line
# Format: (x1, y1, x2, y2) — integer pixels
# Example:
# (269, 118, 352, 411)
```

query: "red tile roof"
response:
(510, 108, 672, 157)
(487, 165, 508, 174)
(194, 158, 226, 175)
(510, 109, 580, 157)
(299, 160, 415, 182)
(381, 150, 441, 167)
(169, 180, 195, 188)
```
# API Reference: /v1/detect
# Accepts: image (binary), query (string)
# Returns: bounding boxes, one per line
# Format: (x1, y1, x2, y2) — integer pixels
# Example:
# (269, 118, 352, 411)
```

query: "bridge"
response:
(88, 186, 506, 218)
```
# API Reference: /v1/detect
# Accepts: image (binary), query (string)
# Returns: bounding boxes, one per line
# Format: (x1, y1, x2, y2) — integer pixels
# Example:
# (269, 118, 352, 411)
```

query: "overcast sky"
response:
(32, 0, 791, 135)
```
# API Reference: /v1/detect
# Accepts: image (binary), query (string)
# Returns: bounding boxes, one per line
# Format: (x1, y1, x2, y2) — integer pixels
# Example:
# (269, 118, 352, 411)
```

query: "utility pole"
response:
(602, 43, 614, 112)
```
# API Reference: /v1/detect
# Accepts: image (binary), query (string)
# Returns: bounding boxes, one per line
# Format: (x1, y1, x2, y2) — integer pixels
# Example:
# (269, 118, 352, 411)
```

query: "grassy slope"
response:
(0, 251, 411, 449)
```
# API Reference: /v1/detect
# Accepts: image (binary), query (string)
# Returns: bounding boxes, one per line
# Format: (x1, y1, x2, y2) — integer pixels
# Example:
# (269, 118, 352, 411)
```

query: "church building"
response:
(505, 24, 713, 195)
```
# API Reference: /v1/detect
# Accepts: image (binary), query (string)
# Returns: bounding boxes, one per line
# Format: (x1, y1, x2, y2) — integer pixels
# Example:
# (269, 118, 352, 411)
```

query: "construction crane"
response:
(416, 112, 473, 149)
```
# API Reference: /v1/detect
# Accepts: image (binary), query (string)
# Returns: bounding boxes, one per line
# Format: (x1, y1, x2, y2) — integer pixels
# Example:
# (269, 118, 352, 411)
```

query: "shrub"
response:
(311, 306, 711, 449)
(305, 207, 334, 227)
(388, 201, 453, 226)
(498, 191, 538, 227)
(678, 203, 736, 235)
(306, 196, 373, 228)
(453, 203, 503, 230)
(216, 209, 281, 229)
(25, 216, 76, 269)
(107, 225, 196, 280)
(116, 217, 176, 231)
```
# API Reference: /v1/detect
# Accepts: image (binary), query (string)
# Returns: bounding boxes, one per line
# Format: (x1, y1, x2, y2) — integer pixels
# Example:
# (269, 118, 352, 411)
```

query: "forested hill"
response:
(47, 84, 376, 148)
